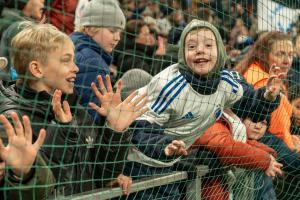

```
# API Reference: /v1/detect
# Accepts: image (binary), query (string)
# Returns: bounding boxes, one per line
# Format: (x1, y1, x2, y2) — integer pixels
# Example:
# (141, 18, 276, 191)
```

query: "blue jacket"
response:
(70, 32, 111, 123)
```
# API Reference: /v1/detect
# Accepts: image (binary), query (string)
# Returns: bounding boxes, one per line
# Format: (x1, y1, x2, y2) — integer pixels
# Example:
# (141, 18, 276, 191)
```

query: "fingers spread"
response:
(116, 80, 122, 94)
(105, 75, 113, 93)
(34, 129, 46, 149)
(91, 82, 103, 100)
(0, 114, 14, 139)
(89, 102, 106, 116)
(11, 112, 24, 137)
(97, 75, 107, 94)
(22, 115, 32, 142)
(124, 90, 138, 104)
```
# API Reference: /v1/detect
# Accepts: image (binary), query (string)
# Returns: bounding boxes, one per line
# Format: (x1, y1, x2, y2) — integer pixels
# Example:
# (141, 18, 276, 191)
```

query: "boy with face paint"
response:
(121, 20, 283, 199)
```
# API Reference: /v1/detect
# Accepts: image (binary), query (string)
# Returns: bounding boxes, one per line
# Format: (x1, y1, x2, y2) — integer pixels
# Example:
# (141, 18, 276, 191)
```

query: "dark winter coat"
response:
(0, 82, 130, 196)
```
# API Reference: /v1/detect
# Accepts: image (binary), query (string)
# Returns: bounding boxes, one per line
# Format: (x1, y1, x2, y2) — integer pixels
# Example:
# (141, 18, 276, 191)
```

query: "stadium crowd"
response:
(0, 0, 300, 200)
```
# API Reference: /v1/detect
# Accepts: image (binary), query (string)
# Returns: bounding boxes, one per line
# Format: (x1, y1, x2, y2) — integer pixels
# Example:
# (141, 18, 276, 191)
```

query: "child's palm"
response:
(0, 113, 45, 177)
(106, 91, 148, 132)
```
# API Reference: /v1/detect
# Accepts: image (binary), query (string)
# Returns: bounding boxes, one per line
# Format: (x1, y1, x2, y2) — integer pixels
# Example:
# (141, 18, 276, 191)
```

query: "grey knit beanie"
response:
(118, 69, 153, 100)
(80, 0, 126, 29)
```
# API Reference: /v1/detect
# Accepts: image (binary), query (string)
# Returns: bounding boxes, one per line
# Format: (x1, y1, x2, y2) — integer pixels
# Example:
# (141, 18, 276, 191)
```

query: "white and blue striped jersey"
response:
(128, 64, 244, 167)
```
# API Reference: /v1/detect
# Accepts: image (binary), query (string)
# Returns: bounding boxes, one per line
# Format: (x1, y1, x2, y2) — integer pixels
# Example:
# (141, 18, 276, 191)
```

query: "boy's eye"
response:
(61, 59, 71, 63)
(188, 45, 196, 49)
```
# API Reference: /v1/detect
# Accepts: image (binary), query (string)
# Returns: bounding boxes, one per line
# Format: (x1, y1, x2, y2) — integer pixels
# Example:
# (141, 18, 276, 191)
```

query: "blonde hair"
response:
(11, 22, 73, 79)
(77, 26, 102, 35)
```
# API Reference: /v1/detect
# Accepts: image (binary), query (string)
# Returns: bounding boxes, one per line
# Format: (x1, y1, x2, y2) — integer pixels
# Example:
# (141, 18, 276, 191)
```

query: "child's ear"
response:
(28, 61, 43, 78)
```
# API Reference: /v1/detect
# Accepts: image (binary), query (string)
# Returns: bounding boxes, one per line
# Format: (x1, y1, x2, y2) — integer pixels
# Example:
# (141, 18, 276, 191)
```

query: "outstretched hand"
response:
(89, 75, 122, 117)
(89, 75, 149, 132)
(264, 64, 285, 101)
(164, 140, 188, 156)
(52, 89, 72, 123)
(265, 155, 283, 178)
(0, 112, 46, 177)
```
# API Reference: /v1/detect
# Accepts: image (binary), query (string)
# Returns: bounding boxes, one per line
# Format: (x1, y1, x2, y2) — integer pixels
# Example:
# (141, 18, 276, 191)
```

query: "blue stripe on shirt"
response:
(221, 77, 239, 94)
(153, 76, 185, 112)
(151, 74, 183, 111)
(158, 81, 188, 114)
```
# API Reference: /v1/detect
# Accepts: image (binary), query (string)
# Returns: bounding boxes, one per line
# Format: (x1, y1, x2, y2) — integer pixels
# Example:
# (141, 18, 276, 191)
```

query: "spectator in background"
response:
(119, 0, 136, 20)
(291, 34, 300, 76)
(235, 31, 299, 152)
(0, 0, 45, 81)
(168, 8, 214, 45)
(114, 19, 166, 76)
(44, 0, 79, 35)
(0, 0, 45, 38)
(235, 31, 300, 198)
(70, 0, 126, 123)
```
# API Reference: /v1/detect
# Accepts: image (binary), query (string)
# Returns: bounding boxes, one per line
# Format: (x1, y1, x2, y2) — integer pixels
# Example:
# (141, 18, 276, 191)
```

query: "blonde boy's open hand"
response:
(89, 75, 122, 117)
(165, 140, 188, 156)
(0, 161, 4, 182)
(264, 64, 285, 101)
(0, 112, 46, 177)
(52, 90, 73, 123)
(265, 155, 283, 178)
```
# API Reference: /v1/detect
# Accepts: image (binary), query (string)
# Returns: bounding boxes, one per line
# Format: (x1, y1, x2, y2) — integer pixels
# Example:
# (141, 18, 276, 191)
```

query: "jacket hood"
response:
(178, 19, 227, 77)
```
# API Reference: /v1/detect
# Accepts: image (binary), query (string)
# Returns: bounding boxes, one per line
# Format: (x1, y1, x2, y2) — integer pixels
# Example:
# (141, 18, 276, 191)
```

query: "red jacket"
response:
(45, 0, 78, 34)
(193, 119, 277, 171)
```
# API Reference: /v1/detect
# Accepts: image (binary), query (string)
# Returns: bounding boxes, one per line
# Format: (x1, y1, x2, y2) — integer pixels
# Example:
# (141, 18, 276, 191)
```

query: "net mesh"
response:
(0, 0, 300, 200)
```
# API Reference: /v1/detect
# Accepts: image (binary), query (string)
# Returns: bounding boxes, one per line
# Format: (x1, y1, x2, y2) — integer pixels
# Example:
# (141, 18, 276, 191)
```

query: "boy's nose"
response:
(114, 32, 121, 42)
(196, 46, 205, 54)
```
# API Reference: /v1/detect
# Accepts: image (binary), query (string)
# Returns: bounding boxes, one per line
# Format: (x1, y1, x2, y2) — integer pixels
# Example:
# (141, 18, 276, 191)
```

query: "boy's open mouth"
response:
(194, 58, 210, 64)
(66, 77, 76, 84)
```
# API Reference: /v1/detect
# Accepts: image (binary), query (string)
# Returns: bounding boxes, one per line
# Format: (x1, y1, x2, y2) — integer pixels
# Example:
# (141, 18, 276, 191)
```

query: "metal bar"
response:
(59, 165, 210, 200)
(63, 171, 188, 200)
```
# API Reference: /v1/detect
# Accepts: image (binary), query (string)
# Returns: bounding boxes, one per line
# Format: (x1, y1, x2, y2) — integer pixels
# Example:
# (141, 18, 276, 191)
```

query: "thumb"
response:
(33, 129, 46, 150)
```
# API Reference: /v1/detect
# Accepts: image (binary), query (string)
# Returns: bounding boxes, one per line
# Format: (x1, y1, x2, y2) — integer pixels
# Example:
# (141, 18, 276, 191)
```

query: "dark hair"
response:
(235, 31, 291, 75)
(125, 19, 147, 40)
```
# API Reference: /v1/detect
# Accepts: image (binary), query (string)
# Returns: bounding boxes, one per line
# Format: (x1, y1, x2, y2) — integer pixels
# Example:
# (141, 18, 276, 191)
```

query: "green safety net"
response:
(0, 0, 300, 200)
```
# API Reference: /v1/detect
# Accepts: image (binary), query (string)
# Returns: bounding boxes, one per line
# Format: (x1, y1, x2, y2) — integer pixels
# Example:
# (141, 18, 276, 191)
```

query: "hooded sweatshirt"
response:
(127, 20, 280, 168)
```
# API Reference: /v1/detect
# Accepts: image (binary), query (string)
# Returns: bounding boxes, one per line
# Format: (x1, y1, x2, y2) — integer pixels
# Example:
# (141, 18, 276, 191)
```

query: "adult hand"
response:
(52, 89, 72, 123)
(265, 155, 283, 178)
(164, 140, 188, 156)
(264, 64, 285, 101)
(0, 112, 46, 177)
(90, 75, 122, 117)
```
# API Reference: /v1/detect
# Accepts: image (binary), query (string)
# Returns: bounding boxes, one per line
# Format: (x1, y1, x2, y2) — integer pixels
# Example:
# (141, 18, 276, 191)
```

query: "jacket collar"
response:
(71, 32, 112, 65)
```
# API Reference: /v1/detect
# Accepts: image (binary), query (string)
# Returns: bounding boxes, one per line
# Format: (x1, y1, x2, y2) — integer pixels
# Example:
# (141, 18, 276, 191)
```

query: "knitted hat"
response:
(117, 69, 153, 100)
(79, 0, 126, 30)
